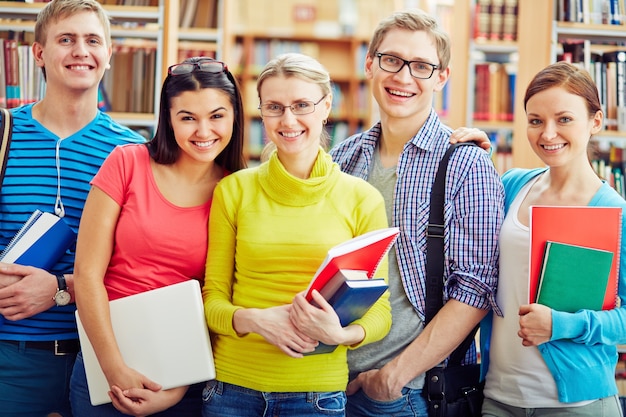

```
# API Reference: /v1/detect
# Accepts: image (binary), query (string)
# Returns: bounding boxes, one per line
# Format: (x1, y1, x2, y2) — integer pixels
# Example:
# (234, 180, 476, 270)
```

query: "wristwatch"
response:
(53, 274, 71, 306)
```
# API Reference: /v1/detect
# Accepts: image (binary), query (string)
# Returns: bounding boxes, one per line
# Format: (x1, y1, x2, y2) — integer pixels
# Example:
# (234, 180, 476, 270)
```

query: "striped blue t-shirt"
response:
(0, 103, 145, 341)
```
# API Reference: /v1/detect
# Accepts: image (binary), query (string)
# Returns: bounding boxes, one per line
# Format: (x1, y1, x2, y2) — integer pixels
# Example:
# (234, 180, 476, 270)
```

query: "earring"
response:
(323, 119, 327, 125)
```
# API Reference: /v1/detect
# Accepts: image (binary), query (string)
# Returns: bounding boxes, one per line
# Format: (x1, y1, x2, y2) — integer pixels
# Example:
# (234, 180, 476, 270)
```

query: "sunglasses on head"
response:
(167, 59, 228, 76)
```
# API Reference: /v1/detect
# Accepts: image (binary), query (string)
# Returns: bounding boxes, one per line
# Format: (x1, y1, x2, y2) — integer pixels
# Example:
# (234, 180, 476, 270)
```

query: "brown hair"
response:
(367, 9, 451, 71)
(524, 61, 602, 116)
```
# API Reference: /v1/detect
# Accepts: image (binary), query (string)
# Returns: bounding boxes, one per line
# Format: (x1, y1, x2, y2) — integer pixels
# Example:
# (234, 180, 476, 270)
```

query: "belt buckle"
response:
(54, 340, 69, 356)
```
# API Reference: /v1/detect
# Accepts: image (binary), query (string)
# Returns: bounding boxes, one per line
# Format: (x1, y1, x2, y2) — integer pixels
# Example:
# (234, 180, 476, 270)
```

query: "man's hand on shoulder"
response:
(449, 127, 492, 152)
(0, 263, 59, 320)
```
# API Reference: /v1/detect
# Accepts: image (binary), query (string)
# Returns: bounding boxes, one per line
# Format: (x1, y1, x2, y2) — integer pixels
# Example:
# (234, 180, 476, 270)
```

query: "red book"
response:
(304, 227, 400, 301)
(529, 206, 623, 309)
(4, 39, 19, 109)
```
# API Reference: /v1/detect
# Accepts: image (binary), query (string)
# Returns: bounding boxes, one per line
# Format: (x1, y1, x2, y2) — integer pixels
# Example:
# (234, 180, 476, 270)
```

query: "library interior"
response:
(2, 1, 626, 178)
(2, 0, 626, 406)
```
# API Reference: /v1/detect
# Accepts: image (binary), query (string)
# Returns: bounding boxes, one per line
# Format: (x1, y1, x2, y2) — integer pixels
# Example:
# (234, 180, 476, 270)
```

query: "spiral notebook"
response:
(0, 210, 76, 269)
(76, 280, 215, 406)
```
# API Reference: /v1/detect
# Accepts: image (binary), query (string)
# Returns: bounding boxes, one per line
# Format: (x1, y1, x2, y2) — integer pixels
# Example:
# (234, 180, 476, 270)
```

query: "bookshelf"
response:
(232, 33, 374, 159)
(225, 0, 401, 160)
(175, 0, 227, 63)
(0, 0, 225, 134)
(448, 0, 519, 174)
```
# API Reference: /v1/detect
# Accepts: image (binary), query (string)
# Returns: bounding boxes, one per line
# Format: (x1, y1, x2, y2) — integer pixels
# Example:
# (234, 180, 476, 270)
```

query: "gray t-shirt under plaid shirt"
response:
(347, 146, 425, 390)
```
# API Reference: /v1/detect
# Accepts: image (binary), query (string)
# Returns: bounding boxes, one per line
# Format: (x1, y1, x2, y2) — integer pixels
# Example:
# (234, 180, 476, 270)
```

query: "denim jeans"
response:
(346, 387, 428, 417)
(201, 380, 346, 417)
(0, 340, 76, 417)
(482, 396, 624, 417)
(70, 351, 204, 417)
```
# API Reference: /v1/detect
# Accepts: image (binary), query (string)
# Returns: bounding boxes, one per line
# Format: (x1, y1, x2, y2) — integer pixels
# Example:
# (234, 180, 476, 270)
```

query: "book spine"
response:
(4, 38, 20, 109)
(501, 0, 518, 41)
(489, 0, 505, 41)
(474, 0, 491, 40)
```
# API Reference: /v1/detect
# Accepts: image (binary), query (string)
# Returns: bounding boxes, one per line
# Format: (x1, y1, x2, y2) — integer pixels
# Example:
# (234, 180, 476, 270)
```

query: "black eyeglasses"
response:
(258, 95, 327, 117)
(375, 52, 440, 80)
(168, 59, 228, 76)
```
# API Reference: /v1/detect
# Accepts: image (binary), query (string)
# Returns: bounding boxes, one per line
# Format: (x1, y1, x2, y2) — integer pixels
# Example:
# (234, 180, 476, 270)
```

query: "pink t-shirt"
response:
(92, 144, 212, 300)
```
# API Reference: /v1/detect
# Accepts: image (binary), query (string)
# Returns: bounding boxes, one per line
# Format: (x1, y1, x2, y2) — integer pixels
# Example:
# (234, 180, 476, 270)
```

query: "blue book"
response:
(0, 210, 76, 327)
(328, 278, 388, 327)
(308, 270, 388, 355)
(0, 210, 76, 270)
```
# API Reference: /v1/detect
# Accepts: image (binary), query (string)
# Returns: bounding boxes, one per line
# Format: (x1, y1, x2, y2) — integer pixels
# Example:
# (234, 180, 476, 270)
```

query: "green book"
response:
(536, 241, 614, 313)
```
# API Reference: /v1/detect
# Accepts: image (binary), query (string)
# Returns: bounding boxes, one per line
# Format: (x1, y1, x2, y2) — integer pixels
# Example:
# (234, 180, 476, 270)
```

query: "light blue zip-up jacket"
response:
(481, 167, 626, 403)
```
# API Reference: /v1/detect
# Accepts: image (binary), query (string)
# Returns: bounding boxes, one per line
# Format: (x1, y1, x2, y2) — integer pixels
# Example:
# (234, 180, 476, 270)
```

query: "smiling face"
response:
(169, 88, 234, 165)
(32, 11, 111, 93)
(365, 28, 448, 125)
(258, 75, 331, 161)
(526, 86, 602, 168)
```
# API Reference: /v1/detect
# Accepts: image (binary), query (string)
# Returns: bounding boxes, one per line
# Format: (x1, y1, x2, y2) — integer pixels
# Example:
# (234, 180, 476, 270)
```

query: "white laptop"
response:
(75, 279, 215, 406)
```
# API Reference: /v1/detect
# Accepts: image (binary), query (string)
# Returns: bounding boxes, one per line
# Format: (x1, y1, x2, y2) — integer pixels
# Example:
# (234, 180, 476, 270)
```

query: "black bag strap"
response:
(0, 108, 13, 193)
(425, 142, 478, 367)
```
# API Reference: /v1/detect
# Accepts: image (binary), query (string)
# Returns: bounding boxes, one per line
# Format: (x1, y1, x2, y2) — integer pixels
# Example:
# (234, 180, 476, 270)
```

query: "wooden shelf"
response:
(0, 0, 167, 130)
(555, 21, 626, 41)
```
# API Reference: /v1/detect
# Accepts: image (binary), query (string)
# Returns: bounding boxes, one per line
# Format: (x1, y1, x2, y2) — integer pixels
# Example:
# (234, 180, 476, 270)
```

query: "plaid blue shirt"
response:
(330, 110, 504, 319)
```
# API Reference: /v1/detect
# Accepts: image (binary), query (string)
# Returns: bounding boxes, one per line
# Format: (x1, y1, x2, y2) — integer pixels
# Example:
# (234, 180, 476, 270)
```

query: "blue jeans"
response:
(70, 351, 204, 417)
(0, 340, 76, 417)
(346, 387, 428, 417)
(201, 380, 346, 417)
(482, 396, 624, 417)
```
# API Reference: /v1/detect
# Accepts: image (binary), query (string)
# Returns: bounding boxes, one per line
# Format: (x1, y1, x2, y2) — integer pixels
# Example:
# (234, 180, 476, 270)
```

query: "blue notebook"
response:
(0, 210, 76, 327)
(308, 274, 388, 355)
(0, 210, 76, 269)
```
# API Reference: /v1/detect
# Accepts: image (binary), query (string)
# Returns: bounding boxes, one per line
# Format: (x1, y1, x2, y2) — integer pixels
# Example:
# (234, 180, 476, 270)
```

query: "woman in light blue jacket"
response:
(464, 61, 626, 416)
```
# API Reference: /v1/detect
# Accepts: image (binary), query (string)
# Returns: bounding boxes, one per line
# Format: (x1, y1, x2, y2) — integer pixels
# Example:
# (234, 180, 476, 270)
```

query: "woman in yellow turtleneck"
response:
(202, 53, 392, 417)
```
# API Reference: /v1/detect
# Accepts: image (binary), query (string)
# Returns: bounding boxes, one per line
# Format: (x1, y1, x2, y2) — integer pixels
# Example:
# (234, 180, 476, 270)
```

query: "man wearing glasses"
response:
(329, 9, 505, 417)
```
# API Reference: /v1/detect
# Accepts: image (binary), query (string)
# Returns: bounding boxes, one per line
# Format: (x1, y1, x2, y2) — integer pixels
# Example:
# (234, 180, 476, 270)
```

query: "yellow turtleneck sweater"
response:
(203, 149, 391, 393)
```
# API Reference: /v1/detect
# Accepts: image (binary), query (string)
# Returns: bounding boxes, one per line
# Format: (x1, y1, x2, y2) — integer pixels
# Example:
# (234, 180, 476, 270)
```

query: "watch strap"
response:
(56, 274, 67, 291)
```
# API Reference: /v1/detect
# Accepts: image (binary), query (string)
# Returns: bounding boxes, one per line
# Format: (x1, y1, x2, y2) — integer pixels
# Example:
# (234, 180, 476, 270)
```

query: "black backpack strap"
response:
(425, 142, 479, 366)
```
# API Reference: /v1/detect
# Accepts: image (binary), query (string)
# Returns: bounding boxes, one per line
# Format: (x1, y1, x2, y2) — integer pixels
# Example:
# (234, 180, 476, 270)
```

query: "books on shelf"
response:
(602, 50, 626, 132)
(305, 227, 400, 302)
(536, 241, 614, 312)
(557, 0, 625, 25)
(501, 0, 519, 41)
(473, 0, 519, 41)
(561, 48, 626, 134)
(103, 41, 157, 114)
(307, 269, 388, 355)
(529, 206, 622, 310)
(473, 61, 516, 122)
(179, 0, 217, 29)
(0, 210, 76, 270)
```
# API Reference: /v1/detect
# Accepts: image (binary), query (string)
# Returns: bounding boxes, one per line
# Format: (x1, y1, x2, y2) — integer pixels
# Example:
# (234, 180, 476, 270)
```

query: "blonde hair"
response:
(368, 9, 451, 71)
(35, 0, 111, 46)
(257, 53, 333, 160)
